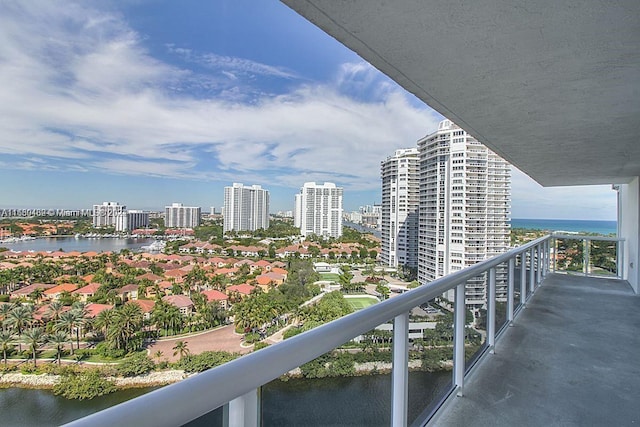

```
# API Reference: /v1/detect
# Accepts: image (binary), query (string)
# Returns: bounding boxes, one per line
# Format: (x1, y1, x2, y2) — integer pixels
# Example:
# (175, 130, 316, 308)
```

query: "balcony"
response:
(431, 273, 639, 427)
(66, 234, 636, 427)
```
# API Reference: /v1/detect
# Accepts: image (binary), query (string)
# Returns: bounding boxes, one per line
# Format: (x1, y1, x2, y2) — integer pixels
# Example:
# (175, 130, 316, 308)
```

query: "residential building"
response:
(92, 202, 126, 228)
(165, 203, 201, 228)
(126, 210, 149, 231)
(418, 119, 511, 309)
(380, 148, 420, 268)
(295, 182, 344, 238)
(223, 183, 270, 233)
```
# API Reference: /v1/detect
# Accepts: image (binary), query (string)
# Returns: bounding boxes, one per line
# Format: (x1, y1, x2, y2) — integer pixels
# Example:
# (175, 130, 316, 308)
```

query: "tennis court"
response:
(345, 296, 379, 311)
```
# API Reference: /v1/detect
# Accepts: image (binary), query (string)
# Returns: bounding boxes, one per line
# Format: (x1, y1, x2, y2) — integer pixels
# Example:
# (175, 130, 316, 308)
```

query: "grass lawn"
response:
(319, 273, 341, 281)
(345, 296, 379, 311)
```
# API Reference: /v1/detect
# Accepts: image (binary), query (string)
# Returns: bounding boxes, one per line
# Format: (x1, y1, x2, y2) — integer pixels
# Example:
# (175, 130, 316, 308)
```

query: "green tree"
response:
(172, 340, 190, 360)
(22, 327, 46, 367)
(48, 330, 69, 365)
(0, 330, 14, 368)
(4, 305, 33, 352)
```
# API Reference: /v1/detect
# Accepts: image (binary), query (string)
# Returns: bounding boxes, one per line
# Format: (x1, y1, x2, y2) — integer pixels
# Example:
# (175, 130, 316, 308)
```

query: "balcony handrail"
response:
(66, 235, 550, 427)
(552, 233, 622, 242)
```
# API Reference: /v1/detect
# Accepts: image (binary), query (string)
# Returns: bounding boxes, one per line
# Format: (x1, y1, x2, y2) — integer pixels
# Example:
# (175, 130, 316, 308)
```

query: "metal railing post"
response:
(552, 237, 557, 273)
(488, 267, 496, 353)
(520, 252, 527, 306)
(391, 312, 409, 427)
(584, 238, 590, 276)
(507, 257, 514, 325)
(536, 244, 542, 285)
(454, 283, 466, 396)
(228, 389, 260, 427)
(618, 240, 624, 280)
(529, 247, 535, 295)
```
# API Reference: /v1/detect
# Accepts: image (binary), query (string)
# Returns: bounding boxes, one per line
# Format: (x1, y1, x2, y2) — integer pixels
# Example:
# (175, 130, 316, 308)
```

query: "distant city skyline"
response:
(0, 1, 617, 220)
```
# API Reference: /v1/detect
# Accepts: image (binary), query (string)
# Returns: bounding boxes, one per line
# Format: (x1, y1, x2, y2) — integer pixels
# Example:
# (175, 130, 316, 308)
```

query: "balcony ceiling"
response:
(282, 0, 640, 186)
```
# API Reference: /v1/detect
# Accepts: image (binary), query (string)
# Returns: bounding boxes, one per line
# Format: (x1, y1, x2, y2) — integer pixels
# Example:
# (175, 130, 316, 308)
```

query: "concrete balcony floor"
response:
(432, 273, 640, 426)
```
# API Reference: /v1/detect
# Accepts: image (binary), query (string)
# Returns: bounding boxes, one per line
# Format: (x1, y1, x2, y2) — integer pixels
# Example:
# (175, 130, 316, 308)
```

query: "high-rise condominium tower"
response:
(92, 202, 126, 229)
(418, 119, 511, 309)
(380, 148, 420, 268)
(295, 182, 343, 238)
(165, 203, 201, 228)
(223, 183, 270, 233)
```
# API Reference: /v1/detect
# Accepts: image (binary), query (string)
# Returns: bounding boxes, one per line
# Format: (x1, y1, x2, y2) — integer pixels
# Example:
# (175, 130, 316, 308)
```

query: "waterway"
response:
(0, 371, 452, 426)
(0, 236, 156, 253)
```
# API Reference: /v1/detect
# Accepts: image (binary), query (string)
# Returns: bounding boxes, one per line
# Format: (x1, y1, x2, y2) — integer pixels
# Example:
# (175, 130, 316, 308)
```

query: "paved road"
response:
(147, 325, 252, 362)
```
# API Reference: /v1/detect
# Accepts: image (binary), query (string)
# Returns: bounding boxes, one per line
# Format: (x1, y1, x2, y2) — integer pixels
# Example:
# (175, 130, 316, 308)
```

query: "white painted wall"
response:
(619, 177, 639, 293)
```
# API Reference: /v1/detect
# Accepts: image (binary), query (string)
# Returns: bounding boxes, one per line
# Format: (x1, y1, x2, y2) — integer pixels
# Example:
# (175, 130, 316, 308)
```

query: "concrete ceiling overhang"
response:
(282, 0, 640, 186)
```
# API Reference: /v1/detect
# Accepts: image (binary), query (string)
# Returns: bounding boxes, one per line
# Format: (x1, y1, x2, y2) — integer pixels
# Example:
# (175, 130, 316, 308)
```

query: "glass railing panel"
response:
(464, 272, 488, 372)
(495, 261, 509, 333)
(588, 239, 618, 277)
(408, 298, 454, 426)
(513, 254, 523, 311)
(554, 237, 584, 275)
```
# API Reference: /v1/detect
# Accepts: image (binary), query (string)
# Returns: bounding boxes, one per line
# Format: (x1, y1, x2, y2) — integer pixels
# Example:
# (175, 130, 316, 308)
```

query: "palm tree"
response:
(0, 330, 14, 368)
(22, 327, 46, 367)
(172, 340, 189, 360)
(4, 306, 32, 352)
(47, 330, 68, 365)
(111, 303, 143, 352)
(93, 308, 117, 340)
(55, 310, 83, 354)
(46, 301, 65, 324)
(0, 304, 13, 328)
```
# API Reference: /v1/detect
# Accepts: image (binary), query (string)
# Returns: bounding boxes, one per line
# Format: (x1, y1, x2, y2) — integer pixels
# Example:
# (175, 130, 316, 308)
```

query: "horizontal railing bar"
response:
(551, 233, 623, 242)
(65, 235, 551, 427)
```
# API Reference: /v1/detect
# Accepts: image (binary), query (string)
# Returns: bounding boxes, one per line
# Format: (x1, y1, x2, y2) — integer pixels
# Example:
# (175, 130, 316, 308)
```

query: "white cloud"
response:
(0, 1, 439, 193)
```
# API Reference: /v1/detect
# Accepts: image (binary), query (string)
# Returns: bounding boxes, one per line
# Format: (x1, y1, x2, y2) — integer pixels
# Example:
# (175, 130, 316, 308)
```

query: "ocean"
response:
(511, 218, 616, 236)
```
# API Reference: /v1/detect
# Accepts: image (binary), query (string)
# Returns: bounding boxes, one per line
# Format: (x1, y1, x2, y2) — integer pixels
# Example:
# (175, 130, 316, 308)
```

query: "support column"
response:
(488, 267, 496, 353)
(507, 257, 515, 325)
(454, 283, 466, 396)
(227, 389, 260, 427)
(391, 312, 409, 427)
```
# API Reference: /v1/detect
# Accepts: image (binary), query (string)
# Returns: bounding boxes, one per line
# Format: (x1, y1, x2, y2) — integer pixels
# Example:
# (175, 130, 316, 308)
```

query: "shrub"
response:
(0, 295, 9, 302)
(117, 353, 155, 377)
(95, 342, 126, 359)
(244, 332, 260, 344)
(253, 342, 270, 351)
(53, 369, 117, 400)
(172, 351, 238, 373)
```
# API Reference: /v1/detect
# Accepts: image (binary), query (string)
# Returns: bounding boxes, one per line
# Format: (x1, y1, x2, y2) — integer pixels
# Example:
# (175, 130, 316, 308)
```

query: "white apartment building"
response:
(92, 202, 126, 229)
(295, 182, 344, 238)
(381, 148, 420, 268)
(223, 183, 270, 233)
(165, 203, 201, 229)
(418, 119, 511, 309)
(126, 210, 150, 231)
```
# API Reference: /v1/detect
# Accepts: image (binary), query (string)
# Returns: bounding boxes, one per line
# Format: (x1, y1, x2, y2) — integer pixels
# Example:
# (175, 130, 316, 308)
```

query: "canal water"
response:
(1, 236, 155, 253)
(0, 371, 452, 426)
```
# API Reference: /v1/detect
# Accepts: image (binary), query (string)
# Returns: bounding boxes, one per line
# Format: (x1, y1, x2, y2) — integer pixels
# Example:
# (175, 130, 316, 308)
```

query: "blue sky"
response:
(0, 0, 617, 220)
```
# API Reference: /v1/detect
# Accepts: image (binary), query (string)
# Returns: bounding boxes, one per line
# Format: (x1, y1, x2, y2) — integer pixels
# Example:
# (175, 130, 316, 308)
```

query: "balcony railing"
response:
(551, 233, 624, 279)
(66, 235, 571, 427)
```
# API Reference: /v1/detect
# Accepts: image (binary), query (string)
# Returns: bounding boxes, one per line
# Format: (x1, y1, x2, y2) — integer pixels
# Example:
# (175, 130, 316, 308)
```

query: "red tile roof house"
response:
(162, 295, 194, 316)
(201, 289, 229, 310)
(253, 260, 273, 271)
(226, 283, 256, 299)
(44, 283, 79, 301)
(137, 272, 164, 283)
(130, 299, 156, 321)
(10, 283, 55, 300)
(85, 303, 114, 318)
(118, 284, 139, 302)
(72, 282, 101, 303)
